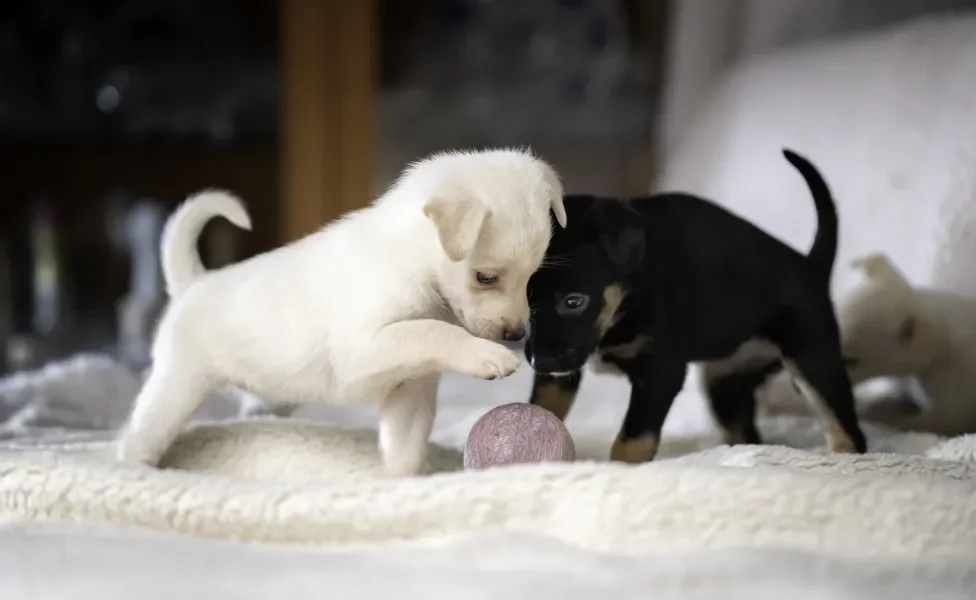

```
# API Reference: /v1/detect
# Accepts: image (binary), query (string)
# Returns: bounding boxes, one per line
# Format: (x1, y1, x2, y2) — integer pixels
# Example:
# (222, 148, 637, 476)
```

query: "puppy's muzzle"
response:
(526, 344, 583, 374)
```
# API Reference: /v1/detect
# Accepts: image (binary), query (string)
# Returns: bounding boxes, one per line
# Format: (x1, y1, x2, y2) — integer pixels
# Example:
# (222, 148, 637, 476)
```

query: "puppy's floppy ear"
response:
(593, 200, 645, 276)
(550, 195, 568, 229)
(896, 316, 916, 346)
(851, 253, 913, 290)
(423, 195, 490, 262)
(539, 163, 567, 228)
(894, 311, 948, 366)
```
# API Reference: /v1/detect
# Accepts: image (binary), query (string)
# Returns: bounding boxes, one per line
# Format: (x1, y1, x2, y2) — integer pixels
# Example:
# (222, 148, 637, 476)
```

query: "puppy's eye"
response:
(475, 272, 498, 285)
(843, 355, 859, 368)
(557, 292, 590, 316)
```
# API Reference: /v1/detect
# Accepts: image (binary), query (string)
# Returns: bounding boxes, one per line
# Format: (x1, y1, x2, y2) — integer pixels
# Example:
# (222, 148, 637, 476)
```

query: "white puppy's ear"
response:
(423, 196, 489, 262)
(895, 312, 947, 364)
(851, 253, 912, 290)
(550, 195, 568, 229)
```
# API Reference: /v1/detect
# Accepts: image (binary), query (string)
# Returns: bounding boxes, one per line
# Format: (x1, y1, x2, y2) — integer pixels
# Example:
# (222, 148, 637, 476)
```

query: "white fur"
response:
(116, 148, 566, 475)
(837, 252, 976, 436)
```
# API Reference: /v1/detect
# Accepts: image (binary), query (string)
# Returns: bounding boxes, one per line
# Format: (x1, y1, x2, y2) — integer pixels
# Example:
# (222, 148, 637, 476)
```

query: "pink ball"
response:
(463, 403, 576, 470)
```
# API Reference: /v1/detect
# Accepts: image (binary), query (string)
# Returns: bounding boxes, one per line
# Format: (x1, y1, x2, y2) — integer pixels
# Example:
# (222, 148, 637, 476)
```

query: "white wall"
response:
(659, 12, 976, 299)
(657, 0, 976, 162)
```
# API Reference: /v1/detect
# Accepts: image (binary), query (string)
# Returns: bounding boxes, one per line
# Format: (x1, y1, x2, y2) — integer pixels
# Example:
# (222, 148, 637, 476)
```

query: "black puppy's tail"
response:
(782, 148, 837, 279)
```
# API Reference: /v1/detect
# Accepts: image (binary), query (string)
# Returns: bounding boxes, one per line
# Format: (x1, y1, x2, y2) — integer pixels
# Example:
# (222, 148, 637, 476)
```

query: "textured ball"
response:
(463, 403, 576, 469)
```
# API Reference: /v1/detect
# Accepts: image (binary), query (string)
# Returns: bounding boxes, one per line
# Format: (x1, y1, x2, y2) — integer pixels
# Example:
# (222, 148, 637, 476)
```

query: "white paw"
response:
(115, 431, 164, 467)
(382, 455, 430, 478)
(455, 339, 521, 380)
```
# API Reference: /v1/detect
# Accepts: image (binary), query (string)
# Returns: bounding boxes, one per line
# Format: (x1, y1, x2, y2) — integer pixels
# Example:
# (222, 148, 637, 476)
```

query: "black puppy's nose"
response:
(504, 327, 526, 342)
(564, 347, 580, 362)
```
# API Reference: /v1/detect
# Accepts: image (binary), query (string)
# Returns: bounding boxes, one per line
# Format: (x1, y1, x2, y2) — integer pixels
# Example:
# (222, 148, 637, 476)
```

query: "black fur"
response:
(525, 148, 867, 460)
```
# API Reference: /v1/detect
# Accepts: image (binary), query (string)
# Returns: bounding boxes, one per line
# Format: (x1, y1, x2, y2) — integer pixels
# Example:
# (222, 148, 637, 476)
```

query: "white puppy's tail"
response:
(162, 189, 252, 297)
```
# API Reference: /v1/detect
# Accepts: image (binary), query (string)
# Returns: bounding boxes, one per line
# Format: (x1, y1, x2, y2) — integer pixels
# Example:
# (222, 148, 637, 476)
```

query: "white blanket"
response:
(3, 417, 976, 557)
(1, 354, 976, 600)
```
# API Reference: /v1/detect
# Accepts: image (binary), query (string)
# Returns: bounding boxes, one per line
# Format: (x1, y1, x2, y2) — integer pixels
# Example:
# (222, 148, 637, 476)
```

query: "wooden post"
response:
(280, 0, 375, 243)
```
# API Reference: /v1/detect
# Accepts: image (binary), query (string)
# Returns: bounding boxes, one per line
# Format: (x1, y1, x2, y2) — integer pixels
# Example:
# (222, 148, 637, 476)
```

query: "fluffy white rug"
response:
(3, 419, 976, 559)
(1, 353, 975, 566)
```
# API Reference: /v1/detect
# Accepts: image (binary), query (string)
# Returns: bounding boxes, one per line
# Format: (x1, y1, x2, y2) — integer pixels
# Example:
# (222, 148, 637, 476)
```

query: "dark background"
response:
(0, 0, 667, 371)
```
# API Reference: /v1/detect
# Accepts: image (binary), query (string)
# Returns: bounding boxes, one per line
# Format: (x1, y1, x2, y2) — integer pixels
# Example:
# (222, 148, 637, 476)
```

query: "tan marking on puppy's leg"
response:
(610, 434, 659, 463)
(596, 284, 626, 335)
(532, 382, 577, 421)
(823, 418, 857, 453)
(783, 360, 856, 453)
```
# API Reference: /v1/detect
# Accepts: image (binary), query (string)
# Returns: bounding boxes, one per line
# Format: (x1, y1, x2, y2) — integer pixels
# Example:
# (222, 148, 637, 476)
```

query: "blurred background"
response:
(0, 0, 970, 377)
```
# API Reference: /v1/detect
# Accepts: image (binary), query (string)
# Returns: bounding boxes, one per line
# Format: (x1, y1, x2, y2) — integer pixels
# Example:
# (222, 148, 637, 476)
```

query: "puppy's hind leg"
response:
(116, 356, 211, 466)
(378, 375, 438, 477)
(706, 370, 764, 446)
(705, 360, 783, 446)
(778, 312, 868, 453)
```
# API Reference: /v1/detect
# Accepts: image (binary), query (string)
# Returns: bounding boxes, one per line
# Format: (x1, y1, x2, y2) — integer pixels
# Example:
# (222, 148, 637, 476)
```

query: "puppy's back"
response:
(635, 193, 803, 270)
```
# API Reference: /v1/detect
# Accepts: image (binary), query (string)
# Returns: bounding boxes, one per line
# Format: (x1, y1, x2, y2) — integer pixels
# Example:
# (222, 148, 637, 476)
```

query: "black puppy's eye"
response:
(843, 355, 859, 368)
(557, 292, 590, 316)
(475, 272, 498, 285)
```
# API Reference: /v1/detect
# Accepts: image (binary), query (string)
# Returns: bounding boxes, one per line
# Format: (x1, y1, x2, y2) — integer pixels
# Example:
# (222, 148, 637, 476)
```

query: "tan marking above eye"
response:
(596, 284, 626, 335)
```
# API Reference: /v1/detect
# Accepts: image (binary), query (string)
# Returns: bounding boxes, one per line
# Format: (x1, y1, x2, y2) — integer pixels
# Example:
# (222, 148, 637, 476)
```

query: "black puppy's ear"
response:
(600, 227, 645, 275)
(592, 201, 645, 276)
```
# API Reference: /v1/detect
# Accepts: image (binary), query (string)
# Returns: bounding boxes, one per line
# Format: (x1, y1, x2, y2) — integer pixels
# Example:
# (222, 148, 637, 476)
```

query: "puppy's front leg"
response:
(611, 357, 687, 463)
(361, 319, 520, 383)
(379, 375, 438, 477)
(529, 370, 583, 421)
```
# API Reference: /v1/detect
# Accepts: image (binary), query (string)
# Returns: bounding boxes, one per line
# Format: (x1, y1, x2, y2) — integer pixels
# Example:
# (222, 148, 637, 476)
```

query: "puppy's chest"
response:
(593, 331, 653, 376)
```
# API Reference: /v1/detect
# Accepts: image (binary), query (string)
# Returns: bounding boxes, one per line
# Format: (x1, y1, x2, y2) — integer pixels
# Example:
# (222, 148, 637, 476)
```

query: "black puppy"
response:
(525, 149, 867, 463)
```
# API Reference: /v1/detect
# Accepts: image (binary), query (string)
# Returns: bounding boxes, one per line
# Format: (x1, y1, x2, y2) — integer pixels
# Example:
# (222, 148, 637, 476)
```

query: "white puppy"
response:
(836, 252, 976, 436)
(116, 148, 567, 475)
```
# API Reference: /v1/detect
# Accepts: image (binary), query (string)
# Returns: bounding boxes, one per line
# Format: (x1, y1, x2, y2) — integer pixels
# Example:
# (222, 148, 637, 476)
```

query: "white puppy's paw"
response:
(455, 339, 521, 380)
(115, 431, 164, 467)
(382, 456, 431, 478)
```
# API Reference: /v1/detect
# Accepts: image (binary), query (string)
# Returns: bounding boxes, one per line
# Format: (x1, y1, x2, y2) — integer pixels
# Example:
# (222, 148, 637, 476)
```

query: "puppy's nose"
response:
(504, 327, 526, 342)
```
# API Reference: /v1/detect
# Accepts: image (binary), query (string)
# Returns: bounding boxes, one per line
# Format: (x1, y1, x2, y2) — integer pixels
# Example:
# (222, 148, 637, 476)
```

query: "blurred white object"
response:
(0, 353, 140, 438)
(834, 253, 976, 435)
